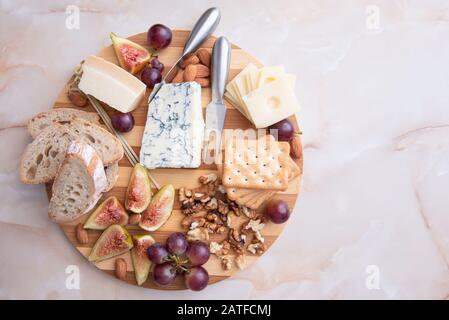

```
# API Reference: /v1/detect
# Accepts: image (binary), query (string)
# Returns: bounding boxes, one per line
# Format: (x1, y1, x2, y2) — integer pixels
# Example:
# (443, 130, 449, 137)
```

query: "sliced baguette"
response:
(28, 108, 100, 139)
(49, 141, 108, 223)
(20, 119, 124, 184)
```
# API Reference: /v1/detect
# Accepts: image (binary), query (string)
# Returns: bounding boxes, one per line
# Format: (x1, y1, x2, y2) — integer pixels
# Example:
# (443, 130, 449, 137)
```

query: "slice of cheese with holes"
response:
(257, 66, 285, 88)
(78, 55, 146, 113)
(243, 78, 300, 129)
(225, 63, 258, 93)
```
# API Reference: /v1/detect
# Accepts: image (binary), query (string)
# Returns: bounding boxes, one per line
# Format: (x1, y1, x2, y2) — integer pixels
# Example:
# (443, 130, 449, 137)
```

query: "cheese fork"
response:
(204, 36, 231, 156)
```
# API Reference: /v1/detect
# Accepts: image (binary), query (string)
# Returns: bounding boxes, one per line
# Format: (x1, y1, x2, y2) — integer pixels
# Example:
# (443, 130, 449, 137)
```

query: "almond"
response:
(184, 64, 197, 82)
(196, 64, 210, 78)
(181, 54, 199, 68)
(75, 223, 88, 244)
(172, 70, 184, 83)
(197, 49, 211, 67)
(115, 258, 127, 280)
(290, 134, 302, 159)
(195, 77, 210, 88)
(68, 90, 87, 107)
(129, 213, 141, 225)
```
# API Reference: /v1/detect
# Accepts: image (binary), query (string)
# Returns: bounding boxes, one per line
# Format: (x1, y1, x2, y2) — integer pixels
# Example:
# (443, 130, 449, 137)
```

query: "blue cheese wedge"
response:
(140, 82, 204, 168)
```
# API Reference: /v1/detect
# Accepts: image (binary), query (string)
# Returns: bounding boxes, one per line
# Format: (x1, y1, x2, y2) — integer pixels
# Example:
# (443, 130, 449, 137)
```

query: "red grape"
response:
(185, 266, 209, 291)
(152, 262, 176, 286)
(166, 232, 188, 256)
(141, 67, 161, 88)
(147, 243, 168, 265)
(147, 24, 172, 49)
(150, 58, 164, 72)
(111, 112, 134, 132)
(268, 119, 295, 141)
(265, 199, 290, 224)
(186, 241, 210, 266)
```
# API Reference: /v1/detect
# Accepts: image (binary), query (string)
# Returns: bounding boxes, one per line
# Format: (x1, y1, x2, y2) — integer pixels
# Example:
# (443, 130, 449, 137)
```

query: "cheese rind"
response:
(78, 55, 146, 113)
(140, 82, 204, 169)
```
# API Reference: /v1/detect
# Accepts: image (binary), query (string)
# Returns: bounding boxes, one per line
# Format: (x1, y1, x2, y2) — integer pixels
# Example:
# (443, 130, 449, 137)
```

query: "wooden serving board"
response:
(47, 30, 303, 290)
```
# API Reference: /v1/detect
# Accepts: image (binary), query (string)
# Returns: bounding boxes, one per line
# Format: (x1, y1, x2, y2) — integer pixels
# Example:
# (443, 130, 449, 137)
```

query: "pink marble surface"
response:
(1, 0, 449, 299)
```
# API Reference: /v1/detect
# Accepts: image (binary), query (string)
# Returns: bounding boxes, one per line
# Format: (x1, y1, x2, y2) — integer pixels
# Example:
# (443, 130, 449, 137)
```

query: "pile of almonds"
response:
(172, 48, 211, 88)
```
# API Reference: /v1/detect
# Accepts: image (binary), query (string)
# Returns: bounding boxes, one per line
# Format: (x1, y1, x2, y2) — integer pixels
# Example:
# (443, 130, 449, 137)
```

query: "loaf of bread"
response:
(48, 141, 108, 223)
(20, 119, 123, 184)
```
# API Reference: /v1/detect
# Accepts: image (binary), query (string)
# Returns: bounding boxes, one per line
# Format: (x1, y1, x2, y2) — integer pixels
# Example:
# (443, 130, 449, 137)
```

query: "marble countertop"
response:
(1, 0, 449, 299)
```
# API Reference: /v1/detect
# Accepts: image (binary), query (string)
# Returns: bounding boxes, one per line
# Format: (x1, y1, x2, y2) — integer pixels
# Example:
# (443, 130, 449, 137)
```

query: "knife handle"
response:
(182, 7, 221, 57)
(211, 36, 231, 104)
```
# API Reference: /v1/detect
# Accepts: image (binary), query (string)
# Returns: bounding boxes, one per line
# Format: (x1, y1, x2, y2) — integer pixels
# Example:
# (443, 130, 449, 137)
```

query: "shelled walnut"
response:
(235, 254, 246, 270)
(241, 206, 257, 219)
(228, 228, 246, 254)
(181, 216, 206, 229)
(187, 227, 209, 242)
(179, 173, 269, 271)
(221, 255, 233, 271)
(247, 241, 266, 255)
(178, 174, 221, 215)
(217, 200, 230, 215)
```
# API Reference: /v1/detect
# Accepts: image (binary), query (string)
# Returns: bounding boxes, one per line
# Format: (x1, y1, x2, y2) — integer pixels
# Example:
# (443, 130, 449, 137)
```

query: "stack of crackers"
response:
(218, 135, 301, 209)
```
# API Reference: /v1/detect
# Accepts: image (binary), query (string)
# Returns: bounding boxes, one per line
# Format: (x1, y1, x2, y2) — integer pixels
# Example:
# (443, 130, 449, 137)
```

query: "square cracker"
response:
(232, 154, 301, 208)
(222, 136, 290, 190)
(218, 143, 302, 209)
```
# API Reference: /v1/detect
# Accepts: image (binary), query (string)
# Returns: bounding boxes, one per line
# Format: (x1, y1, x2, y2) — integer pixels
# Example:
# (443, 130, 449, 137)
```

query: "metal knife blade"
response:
(204, 37, 231, 148)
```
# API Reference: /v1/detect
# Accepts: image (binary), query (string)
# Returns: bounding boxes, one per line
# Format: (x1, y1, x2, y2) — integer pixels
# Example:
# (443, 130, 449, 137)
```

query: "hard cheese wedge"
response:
(243, 78, 300, 128)
(78, 55, 146, 113)
(140, 82, 204, 169)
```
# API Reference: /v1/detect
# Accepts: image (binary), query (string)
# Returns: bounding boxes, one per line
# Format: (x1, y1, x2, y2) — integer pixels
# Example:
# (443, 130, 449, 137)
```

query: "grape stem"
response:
(167, 254, 190, 273)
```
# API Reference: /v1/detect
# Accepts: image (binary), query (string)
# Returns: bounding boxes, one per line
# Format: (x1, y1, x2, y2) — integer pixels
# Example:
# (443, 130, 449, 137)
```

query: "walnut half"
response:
(186, 227, 209, 242)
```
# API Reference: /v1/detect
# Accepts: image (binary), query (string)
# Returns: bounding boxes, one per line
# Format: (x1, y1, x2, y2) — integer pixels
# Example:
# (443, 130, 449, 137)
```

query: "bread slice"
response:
(28, 108, 100, 139)
(20, 119, 124, 184)
(104, 162, 119, 192)
(49, 141, 108, 223)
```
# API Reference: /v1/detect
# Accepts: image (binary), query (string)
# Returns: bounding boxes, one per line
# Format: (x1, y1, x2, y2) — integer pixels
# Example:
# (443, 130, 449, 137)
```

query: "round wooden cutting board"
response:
(46, 30, 303, 290)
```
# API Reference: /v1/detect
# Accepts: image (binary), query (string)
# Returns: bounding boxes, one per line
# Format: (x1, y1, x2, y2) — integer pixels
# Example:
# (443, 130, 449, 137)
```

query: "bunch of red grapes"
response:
(141, 24, 172, 89)
(147, 232, 210, 291)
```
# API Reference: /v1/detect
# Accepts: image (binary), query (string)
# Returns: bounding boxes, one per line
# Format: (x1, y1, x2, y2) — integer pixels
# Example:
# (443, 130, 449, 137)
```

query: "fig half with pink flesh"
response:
(88, 224, 133, 263)
(84, 196, 129, 230)
(110, 32, 151, 75)
(139, 184, 174, 231)
(131, 234, 155, 286)
(125, 164, 152, 213)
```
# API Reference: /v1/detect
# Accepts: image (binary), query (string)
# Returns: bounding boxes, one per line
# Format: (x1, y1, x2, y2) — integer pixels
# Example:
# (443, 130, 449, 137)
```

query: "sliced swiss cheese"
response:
(225, 63, 258, 121)
(243, 78, 300, 128)
(257, 66, 285, 88)
(78, 55, 146, 113)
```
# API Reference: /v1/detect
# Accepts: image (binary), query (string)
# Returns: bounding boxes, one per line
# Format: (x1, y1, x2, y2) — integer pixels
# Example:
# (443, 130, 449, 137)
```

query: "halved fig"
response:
(139, 184, 175, 231)
(125, 164, 152, 213)
(131, 234, 155, 286)
(84, 196, 129, 230)
(88, 225, 133, 263)
(110, 32, 151, 74)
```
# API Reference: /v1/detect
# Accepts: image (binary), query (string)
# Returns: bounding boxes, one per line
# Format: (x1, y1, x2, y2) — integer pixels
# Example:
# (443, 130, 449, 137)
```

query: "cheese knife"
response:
(148, 7, 221, 103)
(204, 36, 231, 152)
